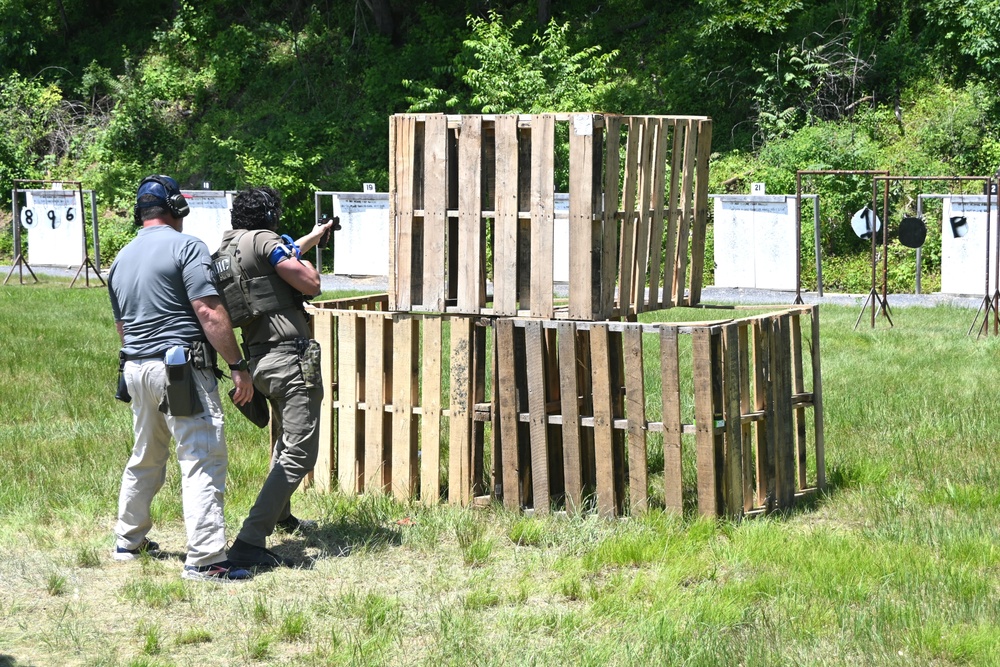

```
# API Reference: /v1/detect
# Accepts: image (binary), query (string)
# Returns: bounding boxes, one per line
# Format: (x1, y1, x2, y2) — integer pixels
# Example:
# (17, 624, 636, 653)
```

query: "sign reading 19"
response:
(21, 207, 75, 229)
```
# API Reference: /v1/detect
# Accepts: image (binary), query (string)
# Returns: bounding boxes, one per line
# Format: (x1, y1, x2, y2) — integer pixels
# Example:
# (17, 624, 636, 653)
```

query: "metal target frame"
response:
(871, 175, 997, 336)
(5, 179, 104, 287)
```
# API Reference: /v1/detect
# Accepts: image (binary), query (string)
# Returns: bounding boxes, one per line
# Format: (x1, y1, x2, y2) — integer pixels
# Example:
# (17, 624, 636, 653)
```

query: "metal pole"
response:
(915, 195, 924, 295)
(795, 173, 802, 304)
(90, 190, 101, 273)
(314, 190, 322, 271)
(811, 194, 823, 296)
(881, 178, 890, 314)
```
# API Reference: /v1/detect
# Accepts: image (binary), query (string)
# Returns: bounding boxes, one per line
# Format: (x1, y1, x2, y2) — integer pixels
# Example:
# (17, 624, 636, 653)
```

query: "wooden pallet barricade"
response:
(309, 302, 824, 518)
(389, 113, 713, 321)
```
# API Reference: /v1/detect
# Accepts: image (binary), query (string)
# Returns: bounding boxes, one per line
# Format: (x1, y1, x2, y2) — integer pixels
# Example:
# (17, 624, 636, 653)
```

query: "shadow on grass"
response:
(274, 520, 402, 568)
(1, 655, 34, 667)
(748, 462, 863, 520)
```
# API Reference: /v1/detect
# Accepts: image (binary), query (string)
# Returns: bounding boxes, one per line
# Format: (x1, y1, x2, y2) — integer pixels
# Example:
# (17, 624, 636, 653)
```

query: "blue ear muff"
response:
(134, 175, 190, 224)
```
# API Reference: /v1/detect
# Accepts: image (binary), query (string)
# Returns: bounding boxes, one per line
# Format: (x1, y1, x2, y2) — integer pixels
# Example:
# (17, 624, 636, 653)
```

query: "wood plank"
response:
(472, 321, 487, 494)
(609, 329, 628, 513)
(524, 320, 550, 514)
(692, 326, 719, 516)
(364, 314, 387, 492)
(544, 328, 564, 501)
(391, 316, 419, 500)
(423, 114, 449, 311)
(557, 322, 583, 514)
(490, 324, 502, 500)
(646, 118, 668, 309)
(601, 115, 622, 318)
(660, 325, 683, 514)
(772, 314, 796, 509)
(688, 119, 714, 305)
(313, 310, 335, 493)
(589, 323, 617, 517)
(754, 318, 775, 509)
(337, 313, 360, 495)
(810, 305, 826, 490)
(675, 119, 698, 305)
(457, 115, 483, 313)
(493, 115, 520, 316)
(517, 126, 532, 312)
(722, 322, 744, 518)
(738, 323, 755, 513)
(449, 316, 474, 505)
(530, 114, 555, 318)
(624, 324, 647, 513)
(495, 319, 521, 509)
(663, 119, 682, 308)
(388, 116, 397, 309)
(420, 316, 443, 505)
(631, 118, 654, 312)
(617, 118, 641, 316)
(790, 313, 808, 490)
(569, 114, 595, 319)
(393, 115, 416, 311)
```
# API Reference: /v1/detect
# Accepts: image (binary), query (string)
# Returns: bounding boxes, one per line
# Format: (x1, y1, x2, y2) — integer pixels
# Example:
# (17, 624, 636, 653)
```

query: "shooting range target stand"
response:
(5, 179, 104, 287)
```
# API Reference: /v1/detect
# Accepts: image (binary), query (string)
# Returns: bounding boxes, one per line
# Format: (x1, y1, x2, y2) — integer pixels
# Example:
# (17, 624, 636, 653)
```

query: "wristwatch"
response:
(228, 358, 249, 372)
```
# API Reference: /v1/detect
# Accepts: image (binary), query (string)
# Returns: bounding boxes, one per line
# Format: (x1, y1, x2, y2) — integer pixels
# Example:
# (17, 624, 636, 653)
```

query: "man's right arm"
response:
(191, 295, 254, 405)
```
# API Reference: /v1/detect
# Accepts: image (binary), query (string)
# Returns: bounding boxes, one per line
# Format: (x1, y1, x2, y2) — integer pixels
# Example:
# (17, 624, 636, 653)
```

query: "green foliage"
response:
(0, 73, 63, 186)
(407, 11, 621, 115)
(7, 0, 1000, 279)
(465, 12, 621, 113)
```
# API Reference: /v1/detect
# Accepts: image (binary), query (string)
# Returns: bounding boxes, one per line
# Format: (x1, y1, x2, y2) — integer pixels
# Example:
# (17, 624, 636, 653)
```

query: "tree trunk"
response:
(538, 0, 551, 26)
(363, 0, 395, 39)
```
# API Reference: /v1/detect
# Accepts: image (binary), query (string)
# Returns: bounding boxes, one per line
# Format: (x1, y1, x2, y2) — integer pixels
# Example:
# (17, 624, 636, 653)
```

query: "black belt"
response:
(123, 352, 164, 362)
(246, 338, 307, 358)
(124, 340, 209, 362)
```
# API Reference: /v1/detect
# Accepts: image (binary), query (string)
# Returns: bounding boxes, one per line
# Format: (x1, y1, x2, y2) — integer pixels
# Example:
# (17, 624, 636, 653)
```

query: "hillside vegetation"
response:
(3, 1, 1000, 289)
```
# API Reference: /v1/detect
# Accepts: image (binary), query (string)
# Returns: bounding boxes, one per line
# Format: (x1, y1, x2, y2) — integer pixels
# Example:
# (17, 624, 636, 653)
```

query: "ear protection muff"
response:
(134, 175, 190, 224)
(258, 188, 279, 227)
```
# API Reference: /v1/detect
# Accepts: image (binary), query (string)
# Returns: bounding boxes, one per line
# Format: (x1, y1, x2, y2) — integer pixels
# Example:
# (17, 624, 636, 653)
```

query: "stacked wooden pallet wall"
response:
(308, 303, 825, 518)
(388, 113, 713, 320)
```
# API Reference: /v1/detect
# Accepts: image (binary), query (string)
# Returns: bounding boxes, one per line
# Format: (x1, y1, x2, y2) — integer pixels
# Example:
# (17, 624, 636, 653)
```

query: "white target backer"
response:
(178, 190, 233, 253)
(24, 189, 86, 266)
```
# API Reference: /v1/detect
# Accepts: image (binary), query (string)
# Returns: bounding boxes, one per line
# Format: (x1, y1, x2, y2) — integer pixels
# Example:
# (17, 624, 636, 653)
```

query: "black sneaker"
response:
(182, 560, 253, 583)
(113, 537, 160, 561)
(275, 515, 318, 535)
(227, 538, 294, 569)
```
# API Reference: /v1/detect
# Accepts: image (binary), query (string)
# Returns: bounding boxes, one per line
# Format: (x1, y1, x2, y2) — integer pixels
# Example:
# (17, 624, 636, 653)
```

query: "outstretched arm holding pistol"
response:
(275, 216, 340, 297)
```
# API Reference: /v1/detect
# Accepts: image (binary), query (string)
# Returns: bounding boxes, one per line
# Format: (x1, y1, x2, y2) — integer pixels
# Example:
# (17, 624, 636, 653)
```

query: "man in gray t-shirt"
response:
(108, 174, 254, 583)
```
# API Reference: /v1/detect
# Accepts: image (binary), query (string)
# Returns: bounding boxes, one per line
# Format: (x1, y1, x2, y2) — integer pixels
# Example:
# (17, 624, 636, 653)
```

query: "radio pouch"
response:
(158, 347, 203, 417)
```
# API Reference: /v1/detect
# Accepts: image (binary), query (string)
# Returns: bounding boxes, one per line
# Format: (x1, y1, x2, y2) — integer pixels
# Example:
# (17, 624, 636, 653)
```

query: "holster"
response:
(190, 340, 222, 379)
(115, 350, 131, 403)
(158, 349, 204, 417)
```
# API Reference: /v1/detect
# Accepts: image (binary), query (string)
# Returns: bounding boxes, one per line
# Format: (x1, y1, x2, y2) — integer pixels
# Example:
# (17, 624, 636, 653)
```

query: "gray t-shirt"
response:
(109, 225, 218, 357)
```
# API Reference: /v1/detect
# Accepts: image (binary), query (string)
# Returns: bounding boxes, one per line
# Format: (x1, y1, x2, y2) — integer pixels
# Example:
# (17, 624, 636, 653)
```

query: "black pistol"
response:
(318, 214, 341, 248)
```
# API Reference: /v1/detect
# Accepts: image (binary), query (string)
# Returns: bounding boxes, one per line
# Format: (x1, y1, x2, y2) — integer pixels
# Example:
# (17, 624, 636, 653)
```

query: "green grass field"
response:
(1, 281, 999, 667)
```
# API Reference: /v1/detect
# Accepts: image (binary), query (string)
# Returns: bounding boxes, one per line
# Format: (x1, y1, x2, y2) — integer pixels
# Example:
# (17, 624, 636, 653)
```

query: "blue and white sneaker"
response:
(182, 560, 253, 583)
(112, 537, 160, 561)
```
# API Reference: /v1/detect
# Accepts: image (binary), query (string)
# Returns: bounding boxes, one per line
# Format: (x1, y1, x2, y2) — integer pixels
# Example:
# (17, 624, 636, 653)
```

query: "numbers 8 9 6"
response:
(21, 207, 75, 229)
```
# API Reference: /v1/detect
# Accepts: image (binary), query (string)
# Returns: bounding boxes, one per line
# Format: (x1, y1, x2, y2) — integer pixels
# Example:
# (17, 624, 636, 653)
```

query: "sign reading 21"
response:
(21, 207, 75, 229)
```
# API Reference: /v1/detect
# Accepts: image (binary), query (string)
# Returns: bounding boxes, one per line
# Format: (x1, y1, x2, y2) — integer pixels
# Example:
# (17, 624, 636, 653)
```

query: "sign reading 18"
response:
(21, 207, 75, 229)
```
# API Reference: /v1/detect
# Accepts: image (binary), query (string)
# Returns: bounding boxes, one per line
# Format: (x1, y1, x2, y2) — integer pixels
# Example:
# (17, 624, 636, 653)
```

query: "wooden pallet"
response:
(388, 113, 713, 320)
(309, 301, 824, 518)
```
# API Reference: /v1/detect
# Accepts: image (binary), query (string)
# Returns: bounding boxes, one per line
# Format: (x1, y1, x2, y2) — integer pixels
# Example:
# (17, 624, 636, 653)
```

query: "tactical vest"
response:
(210, 230, 302, 328)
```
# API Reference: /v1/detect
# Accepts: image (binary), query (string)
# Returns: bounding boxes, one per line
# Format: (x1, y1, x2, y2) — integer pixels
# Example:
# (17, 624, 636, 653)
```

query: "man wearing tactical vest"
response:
(214, 186, 337, 570)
